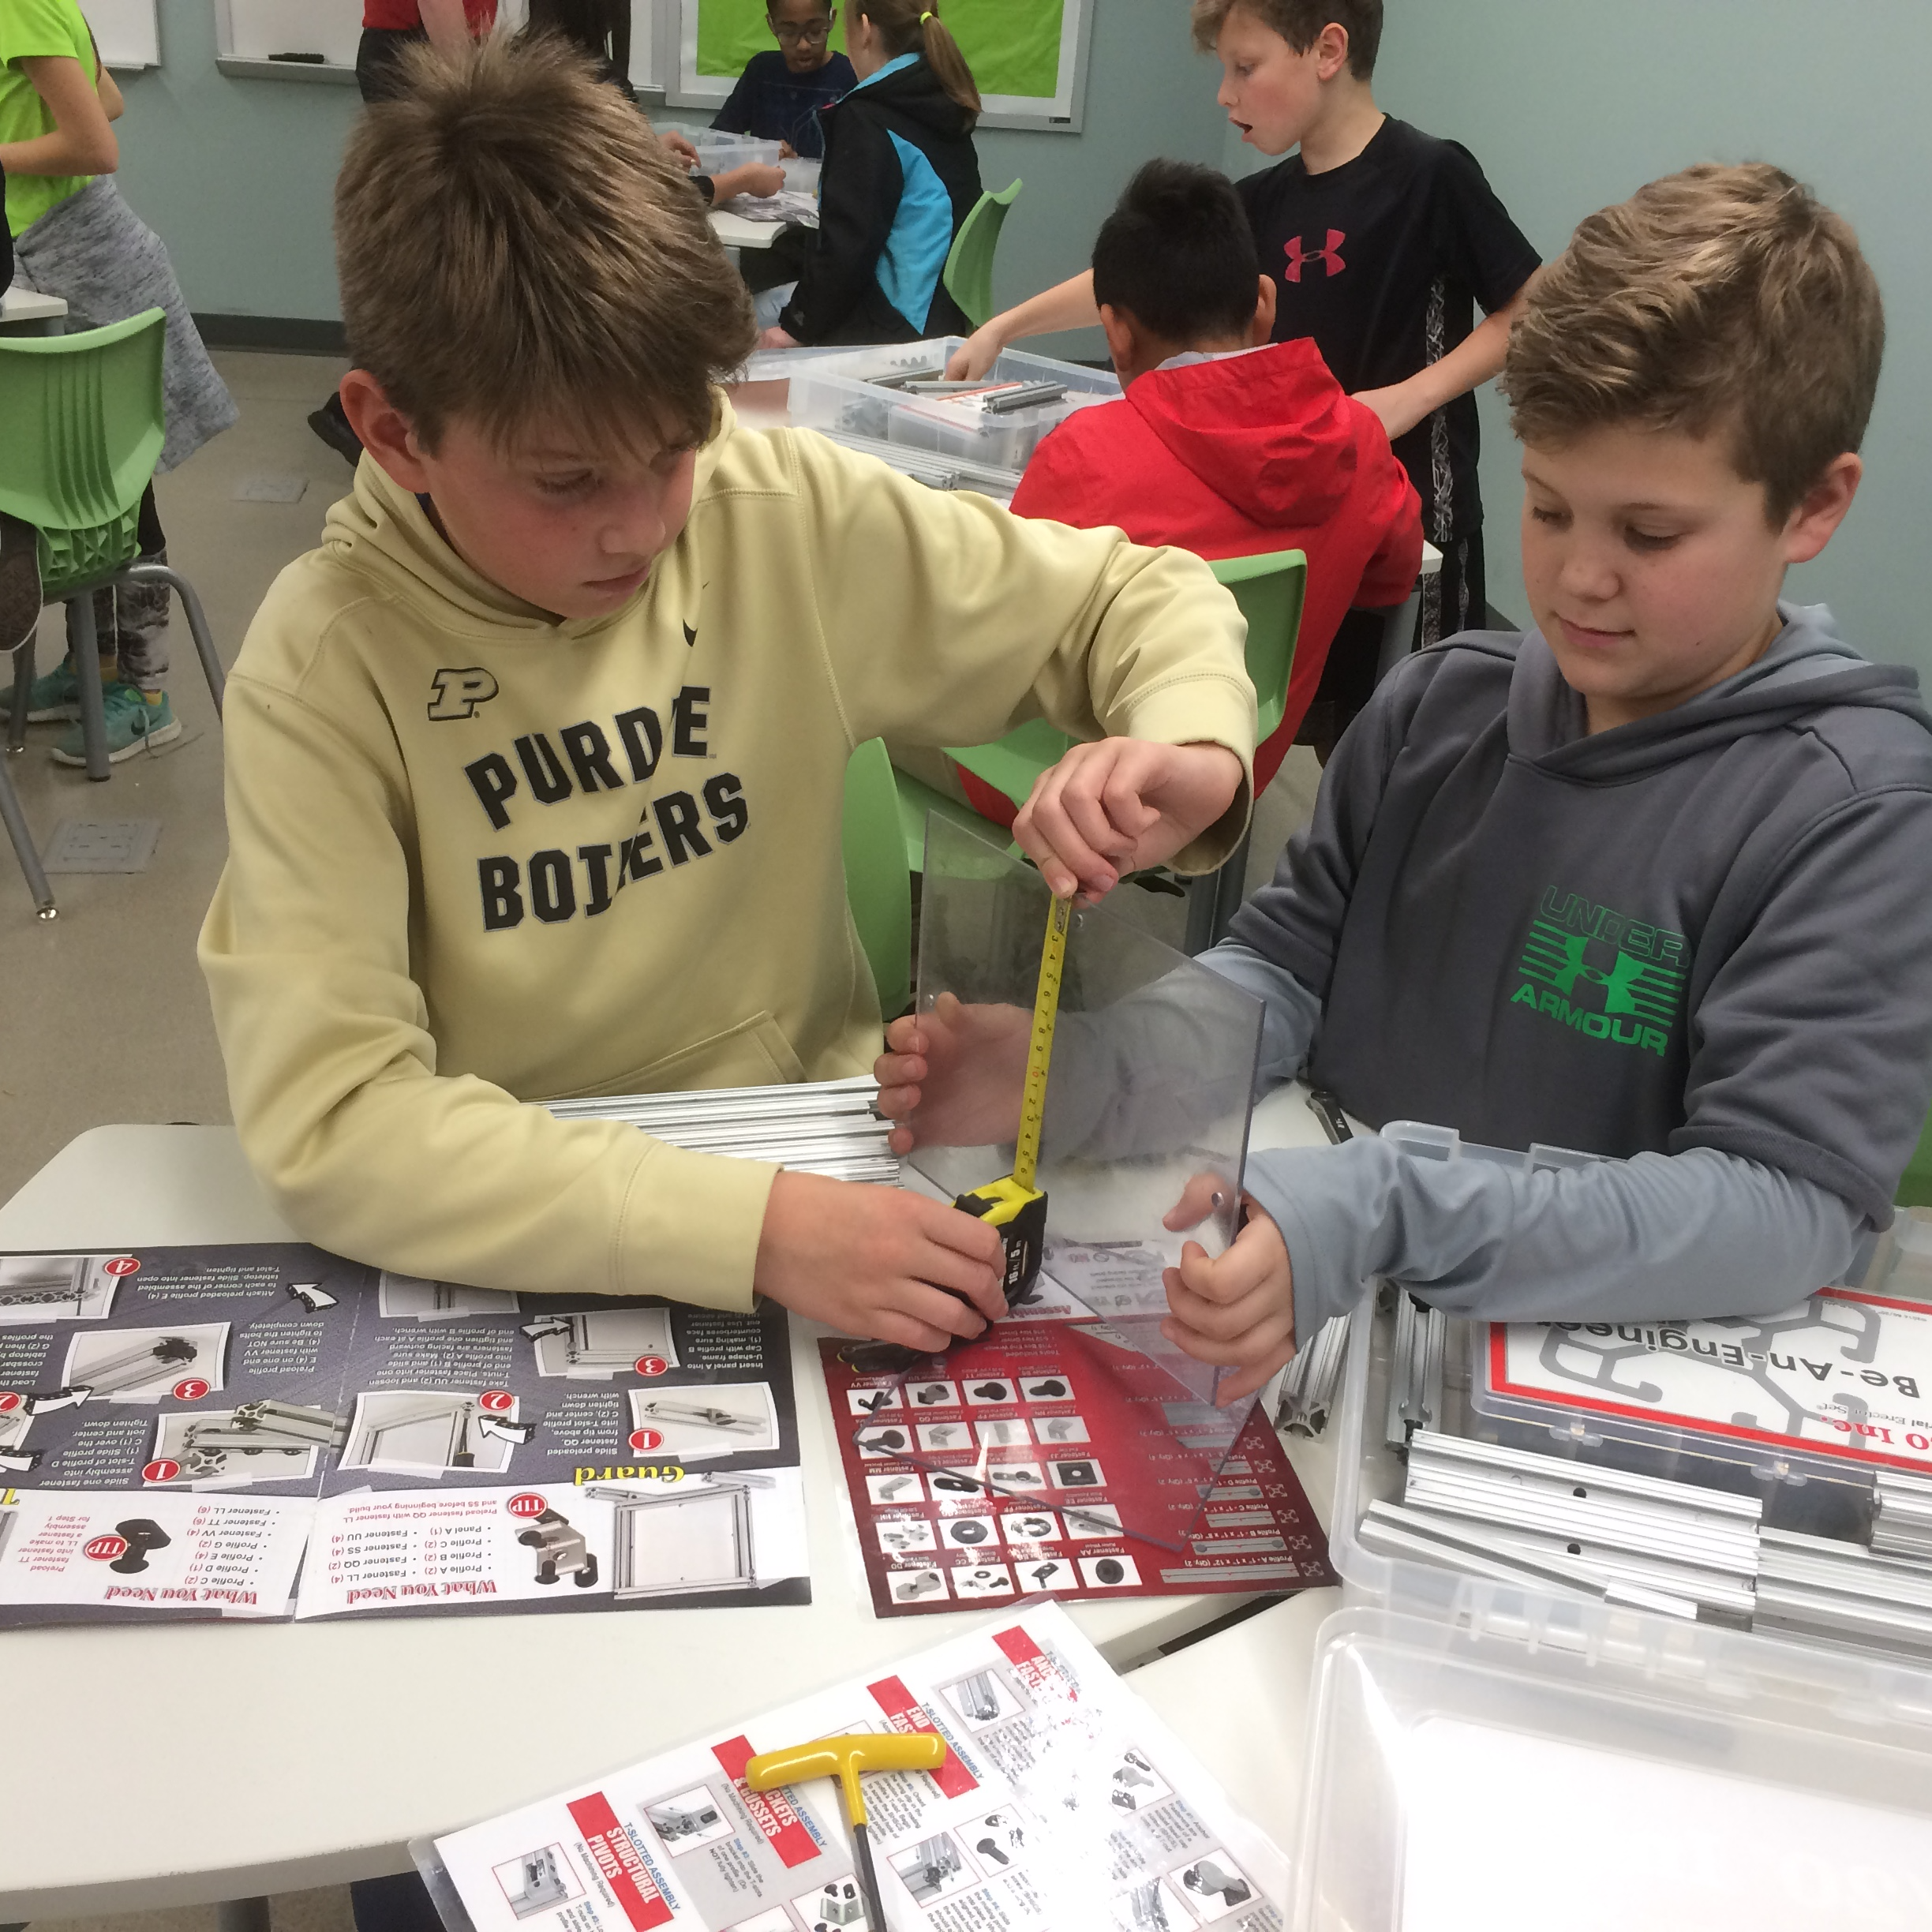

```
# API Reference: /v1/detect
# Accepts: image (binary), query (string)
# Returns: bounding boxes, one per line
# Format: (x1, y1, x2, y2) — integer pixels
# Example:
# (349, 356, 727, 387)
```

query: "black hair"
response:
(1091, 159, 1260, 345)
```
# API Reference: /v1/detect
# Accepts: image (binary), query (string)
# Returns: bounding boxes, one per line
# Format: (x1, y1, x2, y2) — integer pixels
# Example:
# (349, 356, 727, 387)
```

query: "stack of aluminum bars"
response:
(1362, 1427, 1932, 1658)
(1362, 1430, 1762, 1625)
(1275, 1314, 1351, 1436)
(1383, 1291, 1447, 1451)
(545, 1075, 900, 1185)
(817, 426, 1021, 500)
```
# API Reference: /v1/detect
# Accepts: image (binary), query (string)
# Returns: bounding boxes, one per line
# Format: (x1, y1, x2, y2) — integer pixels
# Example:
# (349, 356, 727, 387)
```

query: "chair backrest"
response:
(1212, 549, 1308, 746)
(942, 179, 1023, 331)
(0, 309, 167, 535)
(1899, 1099, 1932, 1210)
(843, 736, 913, 1019)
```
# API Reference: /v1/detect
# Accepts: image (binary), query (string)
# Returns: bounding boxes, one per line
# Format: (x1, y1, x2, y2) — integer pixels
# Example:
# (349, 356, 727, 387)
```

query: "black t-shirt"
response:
(1238, 117, 1539, 540)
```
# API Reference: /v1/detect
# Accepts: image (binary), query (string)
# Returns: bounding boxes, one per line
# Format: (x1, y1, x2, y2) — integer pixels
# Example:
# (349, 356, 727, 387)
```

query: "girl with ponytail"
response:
(760, 0, 985, 345)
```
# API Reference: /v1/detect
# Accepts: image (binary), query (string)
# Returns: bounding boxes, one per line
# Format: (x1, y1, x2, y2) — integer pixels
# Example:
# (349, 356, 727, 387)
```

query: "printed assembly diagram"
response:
(0, 1244, 806, 1627)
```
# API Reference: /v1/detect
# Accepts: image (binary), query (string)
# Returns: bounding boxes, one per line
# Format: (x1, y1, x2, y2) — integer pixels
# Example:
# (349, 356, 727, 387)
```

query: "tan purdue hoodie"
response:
(200, 401, 1256, 1312)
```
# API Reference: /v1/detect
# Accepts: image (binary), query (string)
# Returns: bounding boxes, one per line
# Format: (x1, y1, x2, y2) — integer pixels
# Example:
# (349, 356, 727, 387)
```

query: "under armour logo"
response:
(427, 667, 500, 721)
(1283, 230, 1346, 283)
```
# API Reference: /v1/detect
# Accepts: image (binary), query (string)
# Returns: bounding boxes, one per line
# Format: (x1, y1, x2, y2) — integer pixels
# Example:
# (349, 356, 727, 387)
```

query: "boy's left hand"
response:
(758, 324, 800, 350)
(1161, 1182, 1297, 1406)
(1016, 739, 1244, 900)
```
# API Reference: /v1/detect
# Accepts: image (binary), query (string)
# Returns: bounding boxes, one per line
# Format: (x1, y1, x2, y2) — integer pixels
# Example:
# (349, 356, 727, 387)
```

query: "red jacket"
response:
(1008, 340, 1421, 795)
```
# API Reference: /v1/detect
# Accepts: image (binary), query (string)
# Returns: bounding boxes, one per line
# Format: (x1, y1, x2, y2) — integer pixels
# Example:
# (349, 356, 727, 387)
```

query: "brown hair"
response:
(1189, 0, 1381, 80)
(855, 0, 979, 124)
(334, 34, 754, 455)
(1505, 163, 1885, 522)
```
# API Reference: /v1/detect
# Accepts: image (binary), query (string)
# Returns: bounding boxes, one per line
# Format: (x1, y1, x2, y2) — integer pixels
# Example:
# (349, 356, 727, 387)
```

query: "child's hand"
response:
(779, 140, 798, 159)
(874, 993, 1032, 1155)
(736, 161, 786, 199)
(758, 324, 800, 350)
(754, 1169, 1007, 1349)
(1016, 739, 1244, 900)
(945, 328, 1002, 380)
(1159, 1194, 1296, 1406)
(657, 128, 701, 169)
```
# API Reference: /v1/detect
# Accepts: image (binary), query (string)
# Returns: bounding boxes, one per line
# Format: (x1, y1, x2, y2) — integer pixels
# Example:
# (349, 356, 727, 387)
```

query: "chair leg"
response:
(0, 747, 56, 918)
(66, 593, 110, 782)
(118, 561, 223, 716)
(7, 635, 28, 755)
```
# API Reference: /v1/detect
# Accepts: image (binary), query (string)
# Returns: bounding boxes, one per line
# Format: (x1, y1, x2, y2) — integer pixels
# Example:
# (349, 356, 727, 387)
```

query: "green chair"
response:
(0, 309, 225, 791)
(843, 736, 914, 1018)
(942, 179, 1023, 331)
(941, 549, 1308, 953)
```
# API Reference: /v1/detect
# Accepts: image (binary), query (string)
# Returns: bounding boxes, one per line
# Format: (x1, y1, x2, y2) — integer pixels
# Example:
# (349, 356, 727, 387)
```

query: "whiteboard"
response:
(218, 1, 659, 90)
(88, 0, 159, 69)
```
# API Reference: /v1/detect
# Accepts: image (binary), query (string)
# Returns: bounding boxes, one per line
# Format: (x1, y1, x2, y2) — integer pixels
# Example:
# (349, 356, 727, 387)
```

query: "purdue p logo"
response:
(428, 667, 500, 721)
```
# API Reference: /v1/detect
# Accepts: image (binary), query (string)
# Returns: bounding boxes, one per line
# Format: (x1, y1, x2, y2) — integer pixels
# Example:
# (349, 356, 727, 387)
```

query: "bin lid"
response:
(1294, 1604, 1932, 1930)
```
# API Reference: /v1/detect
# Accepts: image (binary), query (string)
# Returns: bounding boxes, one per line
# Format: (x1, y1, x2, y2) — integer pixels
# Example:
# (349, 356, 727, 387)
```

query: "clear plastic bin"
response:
(1326, 1123, 1932, 1613)
(1294, 1601, 1932, 1931)
(687, 129, 784, 171)
(786, 337, 1121, 480)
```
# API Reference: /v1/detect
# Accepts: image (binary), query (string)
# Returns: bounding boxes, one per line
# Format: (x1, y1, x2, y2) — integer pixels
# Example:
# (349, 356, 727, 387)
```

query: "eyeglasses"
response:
(771, 21, 833, 43)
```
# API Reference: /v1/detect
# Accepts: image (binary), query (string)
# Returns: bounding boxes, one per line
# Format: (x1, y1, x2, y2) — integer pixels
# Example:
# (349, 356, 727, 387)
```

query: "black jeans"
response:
(356, 26, 429, 103)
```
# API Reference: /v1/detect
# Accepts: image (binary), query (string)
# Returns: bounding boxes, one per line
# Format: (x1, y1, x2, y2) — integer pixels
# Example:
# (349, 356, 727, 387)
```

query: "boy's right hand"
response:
(945, 326, 1004, 380)
(754, 1169, 1007, 1350)
(874, 994, 1032, 1155)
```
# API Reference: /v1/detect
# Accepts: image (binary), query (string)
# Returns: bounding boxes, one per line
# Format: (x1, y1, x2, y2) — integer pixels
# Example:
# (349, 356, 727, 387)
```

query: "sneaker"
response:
(308, 391, 365, 466)
(50, 684, 182, 765)
(0, 657, 85, 724)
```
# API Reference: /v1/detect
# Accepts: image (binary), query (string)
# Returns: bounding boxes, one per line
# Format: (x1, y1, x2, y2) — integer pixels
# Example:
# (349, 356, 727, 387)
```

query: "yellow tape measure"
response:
(953, 889, 1072, 1305)
(1013, 892, 1072, 1193)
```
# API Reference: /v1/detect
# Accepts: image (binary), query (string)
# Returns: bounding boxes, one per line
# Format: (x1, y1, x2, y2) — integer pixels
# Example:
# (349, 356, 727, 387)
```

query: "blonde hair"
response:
(856, 0, 979, 123)
(1189, 0, 1380, 79)
(1505, 163, 1884, 522)
(335, 35, 754, 454)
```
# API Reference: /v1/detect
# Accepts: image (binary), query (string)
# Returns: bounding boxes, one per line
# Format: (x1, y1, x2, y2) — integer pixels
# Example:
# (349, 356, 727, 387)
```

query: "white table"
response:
(0, 283, 67, 334)
(0, 1087, 1339, 1916)
(710, 208, 783, 252)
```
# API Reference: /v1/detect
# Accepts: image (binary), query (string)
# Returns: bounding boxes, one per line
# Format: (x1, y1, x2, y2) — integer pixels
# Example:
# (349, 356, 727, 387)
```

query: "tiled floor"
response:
(0, 347, 1322, 1210)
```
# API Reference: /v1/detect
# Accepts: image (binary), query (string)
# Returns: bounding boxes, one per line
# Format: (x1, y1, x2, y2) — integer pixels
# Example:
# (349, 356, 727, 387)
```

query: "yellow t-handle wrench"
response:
(745, 1732, 946, 1928)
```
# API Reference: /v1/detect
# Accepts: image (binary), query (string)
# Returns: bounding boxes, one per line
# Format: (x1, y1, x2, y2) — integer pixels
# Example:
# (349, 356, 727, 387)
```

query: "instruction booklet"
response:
(0, 1244, 804, 1624)
(417, 1600, 1287, 1932)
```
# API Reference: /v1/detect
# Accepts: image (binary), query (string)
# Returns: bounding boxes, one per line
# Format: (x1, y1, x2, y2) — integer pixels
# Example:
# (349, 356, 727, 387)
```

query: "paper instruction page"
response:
(421, 1601, 1287, 1932)
(0, 1245, 804, 1625)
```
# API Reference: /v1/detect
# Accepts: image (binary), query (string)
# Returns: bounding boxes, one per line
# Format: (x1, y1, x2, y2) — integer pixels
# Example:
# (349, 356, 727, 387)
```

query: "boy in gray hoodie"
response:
(880, 163, 1932, 1399)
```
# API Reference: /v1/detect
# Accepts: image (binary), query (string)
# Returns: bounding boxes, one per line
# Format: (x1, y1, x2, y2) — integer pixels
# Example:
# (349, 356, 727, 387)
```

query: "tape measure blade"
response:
(1013, 893, 1071, 1192)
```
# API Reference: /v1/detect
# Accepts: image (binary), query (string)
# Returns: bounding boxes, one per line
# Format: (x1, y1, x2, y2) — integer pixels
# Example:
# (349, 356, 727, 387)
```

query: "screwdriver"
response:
(746, 1732, 946, 1930)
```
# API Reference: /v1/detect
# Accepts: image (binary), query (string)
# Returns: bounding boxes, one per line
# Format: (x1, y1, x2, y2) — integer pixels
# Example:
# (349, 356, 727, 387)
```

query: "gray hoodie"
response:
(1208, 607, 1932, 1334)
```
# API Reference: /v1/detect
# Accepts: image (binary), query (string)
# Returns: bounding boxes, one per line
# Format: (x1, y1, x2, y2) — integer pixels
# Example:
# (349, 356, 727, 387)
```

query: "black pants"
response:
(1295, 527, 1488, 759)
(356, 26, 429, 102)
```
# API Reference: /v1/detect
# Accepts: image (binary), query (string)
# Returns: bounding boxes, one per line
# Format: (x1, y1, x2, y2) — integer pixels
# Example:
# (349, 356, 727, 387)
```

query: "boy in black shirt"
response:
(712, 0, 856, 159)
(952, 1, 1537, 714)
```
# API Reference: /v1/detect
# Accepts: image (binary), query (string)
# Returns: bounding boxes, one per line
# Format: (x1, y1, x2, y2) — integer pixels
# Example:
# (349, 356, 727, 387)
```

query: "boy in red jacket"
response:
(1009, 159, 1421, 790)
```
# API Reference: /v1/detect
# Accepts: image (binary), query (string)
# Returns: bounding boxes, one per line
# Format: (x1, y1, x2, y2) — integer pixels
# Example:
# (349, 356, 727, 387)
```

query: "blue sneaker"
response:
(51, 683, 182, 765)
(0, 657, 85, 723)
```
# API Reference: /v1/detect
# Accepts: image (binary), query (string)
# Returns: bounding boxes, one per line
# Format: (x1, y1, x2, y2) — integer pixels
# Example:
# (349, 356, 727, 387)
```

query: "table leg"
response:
(219, 1896, 272, 1932)
(1374, 592, 1421, 684)
(66, 594, 110, 782)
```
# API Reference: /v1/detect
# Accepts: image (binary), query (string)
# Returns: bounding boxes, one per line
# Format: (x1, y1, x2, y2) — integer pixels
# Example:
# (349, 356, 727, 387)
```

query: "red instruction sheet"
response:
(822, 1325, 1334, 1617)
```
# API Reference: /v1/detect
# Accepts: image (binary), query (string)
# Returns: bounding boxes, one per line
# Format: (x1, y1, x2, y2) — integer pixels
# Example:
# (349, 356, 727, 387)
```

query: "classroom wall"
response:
(106, 0, 1227, 344)
(1311, 0, 1932, 677)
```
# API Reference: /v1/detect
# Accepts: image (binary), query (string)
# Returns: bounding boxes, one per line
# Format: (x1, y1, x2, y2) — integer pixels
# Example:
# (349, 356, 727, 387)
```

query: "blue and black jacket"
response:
(778, 52, 982, 346)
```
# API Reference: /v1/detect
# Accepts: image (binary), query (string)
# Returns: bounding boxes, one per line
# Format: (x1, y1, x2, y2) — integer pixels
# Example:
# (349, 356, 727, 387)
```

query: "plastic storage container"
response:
(687, 129, 784, 171)
(786, 337, 1121, 481)
(1294, 1601, 1932, 1931)
(1326, 1120, 1932, 1627)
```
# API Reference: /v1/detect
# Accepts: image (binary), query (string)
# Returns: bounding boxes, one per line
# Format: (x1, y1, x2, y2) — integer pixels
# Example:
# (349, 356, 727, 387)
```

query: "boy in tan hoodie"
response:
(197, 36, 1256, 1354)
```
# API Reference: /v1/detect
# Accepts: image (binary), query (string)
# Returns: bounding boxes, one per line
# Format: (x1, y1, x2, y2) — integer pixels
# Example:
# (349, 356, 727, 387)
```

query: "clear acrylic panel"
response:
(880, 814, 1266, 1555)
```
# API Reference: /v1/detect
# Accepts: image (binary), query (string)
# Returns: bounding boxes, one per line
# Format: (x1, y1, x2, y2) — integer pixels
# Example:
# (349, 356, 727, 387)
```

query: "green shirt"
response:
(0, 0, 99, 238)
